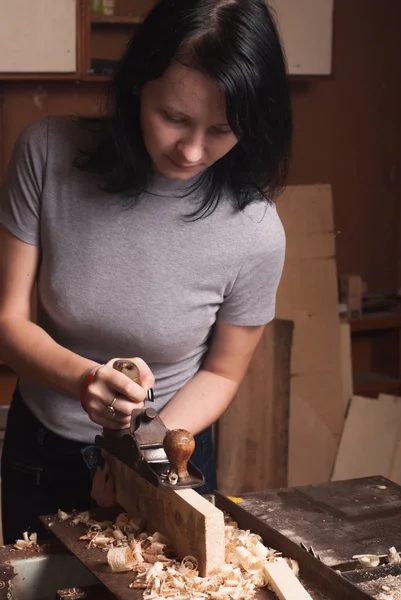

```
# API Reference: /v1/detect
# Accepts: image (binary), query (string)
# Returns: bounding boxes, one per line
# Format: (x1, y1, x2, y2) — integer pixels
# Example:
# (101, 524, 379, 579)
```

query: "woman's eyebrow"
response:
(163, 105, 230, 127)
(163, 105, 191, 118)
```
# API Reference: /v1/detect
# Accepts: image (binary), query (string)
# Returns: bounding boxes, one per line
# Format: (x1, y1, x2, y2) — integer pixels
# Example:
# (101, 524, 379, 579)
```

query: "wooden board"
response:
(332, 395, 401, 481)
(276, 185, 344, 485)
(264, 559, 313, 600)
(340, 321, 354, 411)
(288, 393, 339, 487)
(104, 452, 225, 576)
(390, 437, 401, 485)
(216, 319, 293, 495)
(383, 394, 401, 486)
(0, 0, 77, 73)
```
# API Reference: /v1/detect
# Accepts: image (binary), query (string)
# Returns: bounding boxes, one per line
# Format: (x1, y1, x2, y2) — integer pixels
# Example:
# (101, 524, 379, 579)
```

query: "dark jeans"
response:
(1, 386, 218, 545)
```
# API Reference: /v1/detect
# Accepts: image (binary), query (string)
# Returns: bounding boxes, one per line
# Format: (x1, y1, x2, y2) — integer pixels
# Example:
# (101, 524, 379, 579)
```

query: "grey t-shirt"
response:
(0, 116, 285, 443)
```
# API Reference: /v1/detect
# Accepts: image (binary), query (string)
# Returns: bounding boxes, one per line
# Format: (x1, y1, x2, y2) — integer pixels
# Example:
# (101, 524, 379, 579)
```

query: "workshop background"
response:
(0, 0, 401, 526)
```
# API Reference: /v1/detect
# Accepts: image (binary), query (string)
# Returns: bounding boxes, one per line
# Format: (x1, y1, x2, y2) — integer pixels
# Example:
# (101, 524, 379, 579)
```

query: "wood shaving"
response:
(388, 547, 401, 565)
(13, 531, 39, 551)
(352, 554, 381, 568)
(57, 509, 70, 522)
(352, 547, 401, 569)
(58, 509, 301, 599)
(57, 589, 87, 599)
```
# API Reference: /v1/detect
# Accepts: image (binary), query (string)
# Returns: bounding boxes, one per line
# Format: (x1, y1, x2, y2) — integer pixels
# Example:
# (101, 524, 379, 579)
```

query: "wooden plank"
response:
(289, 393, 339, 484)
(290, 313, 341, 378)
(332, 395, 401, 481)
(382, 394, 401, 486)
(104, 452, 225, 577)
(275, 184, 335, 261)
(276, 185, 344, 486)
(340, 321, 353, 411)
(390, 437, 401, 485)
(277, 259, 339, 315)
(216, 319, 293, 495)
(263, 558, 313, 600)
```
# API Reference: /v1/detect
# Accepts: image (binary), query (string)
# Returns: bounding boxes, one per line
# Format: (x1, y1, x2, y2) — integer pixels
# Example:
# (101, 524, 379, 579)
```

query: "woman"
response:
(0, 0, 292, 544)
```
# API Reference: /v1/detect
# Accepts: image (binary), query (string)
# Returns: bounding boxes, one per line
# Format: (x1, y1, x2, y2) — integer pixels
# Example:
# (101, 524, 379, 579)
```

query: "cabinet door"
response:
(272, 0, 334, 75)
(0, 0, 77, 73)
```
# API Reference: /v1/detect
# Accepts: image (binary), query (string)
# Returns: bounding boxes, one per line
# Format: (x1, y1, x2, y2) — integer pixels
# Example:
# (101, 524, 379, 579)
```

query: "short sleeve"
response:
(0, 117, 48, 246)
(218, 206, 286, 326)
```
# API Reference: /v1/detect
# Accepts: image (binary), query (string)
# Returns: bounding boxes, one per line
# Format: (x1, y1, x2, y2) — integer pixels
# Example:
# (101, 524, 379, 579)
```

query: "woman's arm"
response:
(159, 319, 265, 434)
(0, 225, 153, 428)
(0, 225, 98, 395)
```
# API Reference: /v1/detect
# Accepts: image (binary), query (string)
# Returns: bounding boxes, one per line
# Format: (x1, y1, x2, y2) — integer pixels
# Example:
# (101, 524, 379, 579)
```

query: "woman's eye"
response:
(212, 128, 232, 136)
(164, 112, 184, 124)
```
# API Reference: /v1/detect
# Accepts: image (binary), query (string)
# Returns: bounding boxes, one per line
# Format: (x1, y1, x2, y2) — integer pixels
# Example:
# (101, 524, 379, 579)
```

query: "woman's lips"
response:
(167, 156, 200, 170)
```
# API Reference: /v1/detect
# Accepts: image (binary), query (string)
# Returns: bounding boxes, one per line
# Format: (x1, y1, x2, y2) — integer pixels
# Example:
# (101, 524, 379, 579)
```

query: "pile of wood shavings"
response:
(358, 576, 401, 600)
(13, 531, 39, 551)
(57, 509, 300, 600)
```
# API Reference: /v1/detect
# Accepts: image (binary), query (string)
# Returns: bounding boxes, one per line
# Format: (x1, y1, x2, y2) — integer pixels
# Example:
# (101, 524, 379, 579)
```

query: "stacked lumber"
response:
(217, 185, 345, 491)
(275, 185, 344, 486)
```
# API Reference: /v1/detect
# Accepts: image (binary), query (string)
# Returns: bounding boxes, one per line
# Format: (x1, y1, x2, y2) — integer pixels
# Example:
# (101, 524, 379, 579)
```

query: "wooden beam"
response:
(264, 558, 313, 600)
(104, 452, 225, 577)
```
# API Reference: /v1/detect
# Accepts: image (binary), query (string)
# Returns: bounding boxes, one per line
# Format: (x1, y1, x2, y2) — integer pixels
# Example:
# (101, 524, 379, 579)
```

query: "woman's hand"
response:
(84, 357, 154, 429)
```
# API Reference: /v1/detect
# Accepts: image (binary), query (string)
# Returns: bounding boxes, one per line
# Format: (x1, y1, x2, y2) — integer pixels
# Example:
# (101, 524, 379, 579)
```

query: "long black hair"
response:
(76, 0, 292, 217)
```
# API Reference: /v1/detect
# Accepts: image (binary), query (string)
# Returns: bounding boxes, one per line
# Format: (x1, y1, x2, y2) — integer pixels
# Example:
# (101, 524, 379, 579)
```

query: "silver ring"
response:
(106, 397, 117, 417)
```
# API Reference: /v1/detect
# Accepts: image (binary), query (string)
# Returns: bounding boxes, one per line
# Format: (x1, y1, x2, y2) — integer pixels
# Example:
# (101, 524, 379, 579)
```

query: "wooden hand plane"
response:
(95, 359, 204, 490)
(96, 406, 205, 490)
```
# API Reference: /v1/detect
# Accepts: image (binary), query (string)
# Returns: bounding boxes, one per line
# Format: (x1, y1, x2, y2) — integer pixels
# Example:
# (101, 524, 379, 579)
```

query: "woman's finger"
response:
(95, 363, 147, 403)
(106, 396, 145, 417)
(86, 400, 132, 429)
(83, 357, 151, 430)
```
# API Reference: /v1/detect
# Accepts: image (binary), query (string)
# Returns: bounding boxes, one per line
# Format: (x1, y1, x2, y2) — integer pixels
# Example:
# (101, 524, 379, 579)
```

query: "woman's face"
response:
(140, 62, 238, 179)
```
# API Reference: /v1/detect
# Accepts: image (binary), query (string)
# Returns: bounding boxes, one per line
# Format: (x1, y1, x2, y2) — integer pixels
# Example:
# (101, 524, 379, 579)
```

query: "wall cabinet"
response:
(0, 0, 334, 81)
(0, 0, 78, 77)
(273, 0, 334, 75)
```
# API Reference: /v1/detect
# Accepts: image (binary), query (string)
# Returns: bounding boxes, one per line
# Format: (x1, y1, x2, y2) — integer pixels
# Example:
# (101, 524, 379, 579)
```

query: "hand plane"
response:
(95, 360, 205, 490)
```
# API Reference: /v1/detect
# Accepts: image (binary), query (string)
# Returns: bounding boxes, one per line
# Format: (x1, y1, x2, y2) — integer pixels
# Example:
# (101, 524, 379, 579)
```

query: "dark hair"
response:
(76, 0, 292, 218)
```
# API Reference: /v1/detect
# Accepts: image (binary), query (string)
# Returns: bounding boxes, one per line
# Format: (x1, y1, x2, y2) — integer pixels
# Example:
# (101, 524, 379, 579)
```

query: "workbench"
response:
(0, 475, 399, 599)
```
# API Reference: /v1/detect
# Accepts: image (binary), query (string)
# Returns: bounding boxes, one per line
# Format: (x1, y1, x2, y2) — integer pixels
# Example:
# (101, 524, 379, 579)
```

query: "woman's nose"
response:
(177, 133, 204, 164)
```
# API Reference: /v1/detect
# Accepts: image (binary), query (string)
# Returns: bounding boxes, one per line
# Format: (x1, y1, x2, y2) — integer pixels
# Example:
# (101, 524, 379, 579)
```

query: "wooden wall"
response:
(1, 0, 400, 286)
(288, 0, 401, 293)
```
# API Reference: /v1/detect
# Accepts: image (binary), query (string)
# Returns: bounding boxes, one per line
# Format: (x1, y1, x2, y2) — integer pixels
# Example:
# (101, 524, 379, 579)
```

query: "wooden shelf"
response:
(91, 14, 143, 25)
(353, 371, 401, 397)
(0, 73, 79, 81)
(350, 312, 401, 333)
(84, 74, 111, 82)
